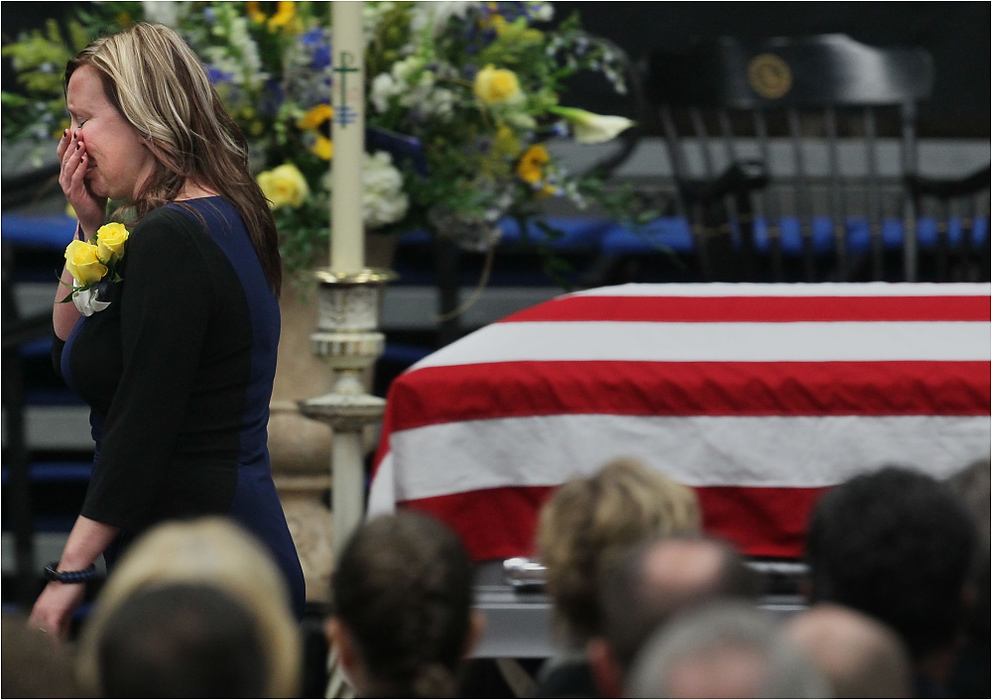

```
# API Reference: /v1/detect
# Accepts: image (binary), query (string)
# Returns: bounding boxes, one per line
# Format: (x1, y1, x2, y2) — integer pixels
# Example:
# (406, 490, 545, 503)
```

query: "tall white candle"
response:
(331, 1, 365, 274)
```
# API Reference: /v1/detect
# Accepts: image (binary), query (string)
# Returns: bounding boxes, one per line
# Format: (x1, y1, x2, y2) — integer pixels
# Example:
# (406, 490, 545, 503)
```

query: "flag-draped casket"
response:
(369, 283, 991, 560)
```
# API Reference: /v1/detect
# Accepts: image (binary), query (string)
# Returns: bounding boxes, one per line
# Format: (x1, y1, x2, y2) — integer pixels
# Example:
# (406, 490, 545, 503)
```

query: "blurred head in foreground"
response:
(1, 613, 81, 698)
(97, 583, 268, 698)
(536, 456, 701, 646)
(628, 601, 828, 698)
(76, 517, 301, 697)
(328, 511, 481, 698)
(806, 465, 976, 690)
(591, 535, 760, 696)
(784, 603, 913, 698)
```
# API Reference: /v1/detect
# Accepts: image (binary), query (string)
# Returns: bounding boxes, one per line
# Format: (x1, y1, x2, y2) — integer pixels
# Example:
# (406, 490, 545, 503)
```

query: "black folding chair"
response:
(647, 33, 968, 282)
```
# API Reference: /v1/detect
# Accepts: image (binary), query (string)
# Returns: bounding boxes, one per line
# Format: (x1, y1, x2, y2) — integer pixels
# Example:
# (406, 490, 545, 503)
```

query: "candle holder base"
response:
(294, 266, 396, 572)
(300, 391, 386, 432)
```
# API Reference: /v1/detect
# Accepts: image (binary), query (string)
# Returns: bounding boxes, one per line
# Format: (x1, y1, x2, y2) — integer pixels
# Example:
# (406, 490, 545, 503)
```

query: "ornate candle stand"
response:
(299, 267, 396, 572)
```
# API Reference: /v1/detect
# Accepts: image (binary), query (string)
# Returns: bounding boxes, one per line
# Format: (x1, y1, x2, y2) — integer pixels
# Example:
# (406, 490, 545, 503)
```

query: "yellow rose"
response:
(298, 104, 333, 130)
(516, 144, 550, 184)
(298, 105, 334, 160)
(246, 1, 266, 23)
(95, 222, 130, 264)
(268, 1, 296, 30)
(65, 240, 108, 286)
(257, 163, 310, 209)
(474, 65, 523, 105)
(311, 136, 333, 161)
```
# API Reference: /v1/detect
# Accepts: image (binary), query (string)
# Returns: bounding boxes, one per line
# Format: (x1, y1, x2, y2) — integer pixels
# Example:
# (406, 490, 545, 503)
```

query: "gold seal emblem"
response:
(748, 53, 792, 99)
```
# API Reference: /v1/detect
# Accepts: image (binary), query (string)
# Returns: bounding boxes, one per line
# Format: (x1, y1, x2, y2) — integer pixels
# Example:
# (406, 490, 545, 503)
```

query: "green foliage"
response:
(4, 1, 640, 283)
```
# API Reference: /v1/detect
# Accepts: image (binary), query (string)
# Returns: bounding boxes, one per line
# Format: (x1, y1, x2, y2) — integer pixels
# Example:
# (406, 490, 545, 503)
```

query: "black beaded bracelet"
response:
(43, 562, 96, 584)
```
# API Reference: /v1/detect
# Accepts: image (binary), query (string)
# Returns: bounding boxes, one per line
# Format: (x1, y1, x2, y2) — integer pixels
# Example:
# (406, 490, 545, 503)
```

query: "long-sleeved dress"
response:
(54, 196, 306, 616)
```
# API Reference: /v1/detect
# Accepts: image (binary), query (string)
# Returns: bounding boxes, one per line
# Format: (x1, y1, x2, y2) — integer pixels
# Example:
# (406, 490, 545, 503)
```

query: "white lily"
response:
(551, 106, 635, 144)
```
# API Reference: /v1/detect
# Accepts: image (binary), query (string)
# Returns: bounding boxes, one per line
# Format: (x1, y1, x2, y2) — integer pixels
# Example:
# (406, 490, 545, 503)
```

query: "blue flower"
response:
(300, 28, 331, 69)
(301, 28, 324, 46)
(312, 45, 331, 69)
(207, 65, 233, 84)
(261, 79, 285, 116)
(496, 2, 526, 22)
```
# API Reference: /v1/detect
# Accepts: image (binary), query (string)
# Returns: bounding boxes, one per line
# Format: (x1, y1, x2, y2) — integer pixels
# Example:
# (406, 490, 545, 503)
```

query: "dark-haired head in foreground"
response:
(97, 583, 268, 698)
(329, 511, 480, 698)
(806, 465, 976, 694)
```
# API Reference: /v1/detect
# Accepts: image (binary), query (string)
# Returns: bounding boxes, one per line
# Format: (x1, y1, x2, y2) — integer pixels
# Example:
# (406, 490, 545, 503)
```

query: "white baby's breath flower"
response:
(225, 15, 263, 87)
(392, 55, 425, 84)
(363, 2, 396, 39)
(425, 87, 456, 120)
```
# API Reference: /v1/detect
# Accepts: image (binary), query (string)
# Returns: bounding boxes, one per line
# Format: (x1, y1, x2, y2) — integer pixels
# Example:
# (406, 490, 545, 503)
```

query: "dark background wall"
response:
(3, 1, 989, 137)
(552, 1, 990, 137)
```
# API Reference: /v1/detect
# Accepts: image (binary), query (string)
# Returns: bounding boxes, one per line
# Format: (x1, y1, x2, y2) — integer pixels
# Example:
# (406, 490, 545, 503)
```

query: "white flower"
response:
(71, 284, 111, 317)
(212, 14, 263, 88)
(362, 151, 409, 229)
(425, 87, 456, 120)
(363, 2, 397, 39)
(370, 73, 398, 113)
(410, 2, 482, 35)
(392, 55, 425, 84)
(142, 1, 179, 27)
(527, 2, 554, 22)
(550, 106, 635, 144)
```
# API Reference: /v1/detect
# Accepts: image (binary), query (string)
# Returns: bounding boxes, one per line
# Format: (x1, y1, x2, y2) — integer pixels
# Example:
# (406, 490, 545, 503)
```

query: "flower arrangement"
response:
(3, 1, 636, 278)
(61, 222, 130, 315)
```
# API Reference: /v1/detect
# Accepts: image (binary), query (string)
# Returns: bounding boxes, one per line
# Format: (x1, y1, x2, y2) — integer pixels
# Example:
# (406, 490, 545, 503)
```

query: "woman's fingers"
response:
(59, 134, 81, 179)
(59, 138, 90, 199)
(56, 129, 70, 161)
(58, 130, 81, 169)
(58, 135, 105, 235)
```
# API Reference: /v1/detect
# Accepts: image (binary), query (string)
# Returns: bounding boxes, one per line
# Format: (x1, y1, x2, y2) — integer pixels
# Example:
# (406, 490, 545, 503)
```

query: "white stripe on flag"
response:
(381, 414, 991, 501)
(568, 282, 992, 298)
(367, 452, 397, 517)
(412, 321, 991, 370)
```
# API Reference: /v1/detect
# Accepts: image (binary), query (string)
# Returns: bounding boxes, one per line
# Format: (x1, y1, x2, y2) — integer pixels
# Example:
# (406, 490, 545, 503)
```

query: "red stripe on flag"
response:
(696, 485, 831, 558)
(401, 486, 555, 561)
(387, 361, 990, 432)
(397, 484, 830, 560)
(502, 294, 991, 324)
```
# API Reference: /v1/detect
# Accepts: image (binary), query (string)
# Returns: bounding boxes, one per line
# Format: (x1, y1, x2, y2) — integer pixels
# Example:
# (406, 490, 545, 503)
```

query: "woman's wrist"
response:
(75, 221, 97, 242)
(44, 561, 97, 584)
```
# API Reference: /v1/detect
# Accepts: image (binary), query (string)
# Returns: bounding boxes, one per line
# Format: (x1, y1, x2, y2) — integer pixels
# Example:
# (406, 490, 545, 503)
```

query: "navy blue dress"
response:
(56, 197, 306, 616)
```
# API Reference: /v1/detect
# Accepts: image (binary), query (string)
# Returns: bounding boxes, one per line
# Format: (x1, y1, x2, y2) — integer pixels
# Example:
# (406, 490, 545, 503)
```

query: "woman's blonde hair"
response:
(65, 22, 281, 293)
(75, 517, 301, 697)
(536, 456, 702, 644)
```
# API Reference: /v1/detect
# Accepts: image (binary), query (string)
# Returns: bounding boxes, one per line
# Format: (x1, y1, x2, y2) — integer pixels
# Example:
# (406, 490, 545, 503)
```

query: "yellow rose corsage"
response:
(61, 222, 130, 315)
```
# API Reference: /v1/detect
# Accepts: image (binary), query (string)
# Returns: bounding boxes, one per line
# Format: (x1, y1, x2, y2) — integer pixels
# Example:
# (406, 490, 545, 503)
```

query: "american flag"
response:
(369, 283, 990, 561)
